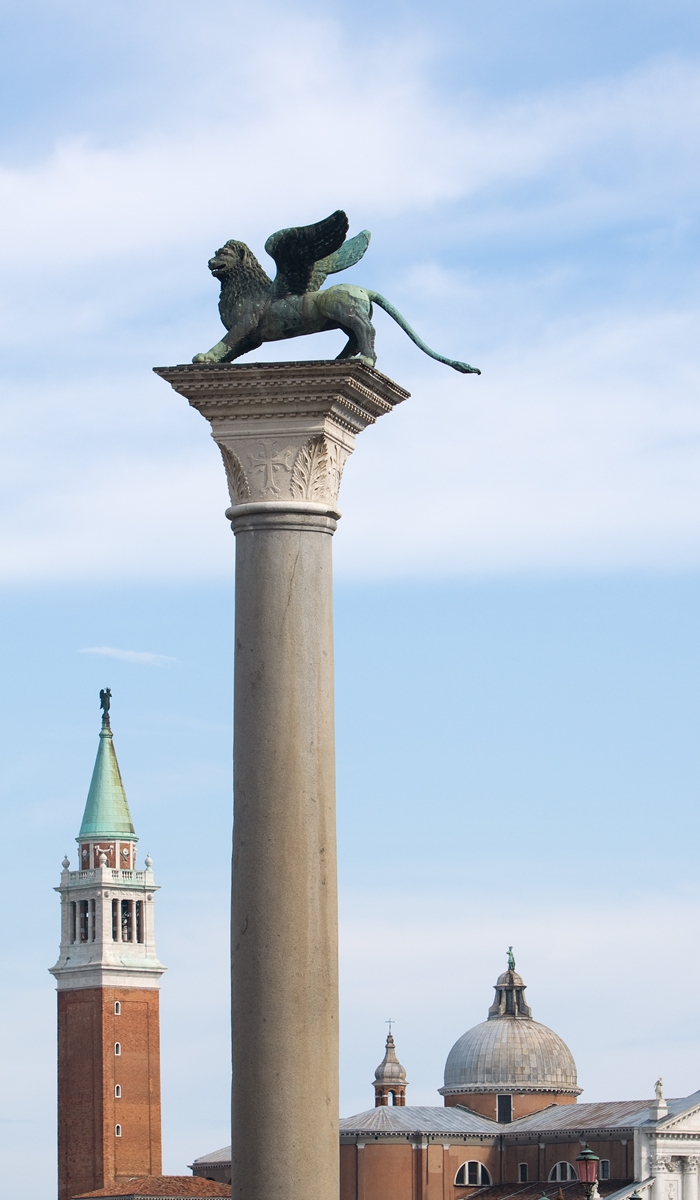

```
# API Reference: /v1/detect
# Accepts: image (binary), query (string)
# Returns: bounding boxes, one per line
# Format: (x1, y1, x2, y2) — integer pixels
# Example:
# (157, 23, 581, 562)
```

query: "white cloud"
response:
(0, 48, 698, 274)
(80, 646, 176, 666)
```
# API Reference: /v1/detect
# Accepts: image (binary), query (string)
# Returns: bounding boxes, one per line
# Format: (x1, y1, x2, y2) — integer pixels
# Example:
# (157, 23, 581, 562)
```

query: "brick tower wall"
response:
(57, 986, 161, 1200)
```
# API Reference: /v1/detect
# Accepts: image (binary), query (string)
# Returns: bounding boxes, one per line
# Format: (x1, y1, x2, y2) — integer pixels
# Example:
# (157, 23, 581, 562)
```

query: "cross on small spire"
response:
(386, 1018, 395, 1035)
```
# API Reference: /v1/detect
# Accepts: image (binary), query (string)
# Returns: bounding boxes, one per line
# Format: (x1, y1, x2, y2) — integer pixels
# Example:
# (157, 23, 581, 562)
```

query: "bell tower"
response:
(50, 691, 165, 1200)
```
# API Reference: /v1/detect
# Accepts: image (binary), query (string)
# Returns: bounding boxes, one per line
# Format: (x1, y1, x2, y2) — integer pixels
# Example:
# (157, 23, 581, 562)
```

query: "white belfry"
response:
(155, 360, 408, 1200)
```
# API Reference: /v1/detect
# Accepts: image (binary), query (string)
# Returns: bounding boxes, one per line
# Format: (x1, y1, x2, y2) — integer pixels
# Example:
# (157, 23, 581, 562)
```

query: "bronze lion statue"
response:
(193, 210, 480, 375)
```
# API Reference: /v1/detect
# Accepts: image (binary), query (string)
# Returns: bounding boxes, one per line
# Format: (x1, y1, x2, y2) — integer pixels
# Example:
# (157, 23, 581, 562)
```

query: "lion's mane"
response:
(212, 240, 272, 330)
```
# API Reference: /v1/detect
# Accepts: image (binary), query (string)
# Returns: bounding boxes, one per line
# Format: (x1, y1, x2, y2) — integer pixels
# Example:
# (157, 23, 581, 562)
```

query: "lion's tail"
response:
(365, 291, 480, 375)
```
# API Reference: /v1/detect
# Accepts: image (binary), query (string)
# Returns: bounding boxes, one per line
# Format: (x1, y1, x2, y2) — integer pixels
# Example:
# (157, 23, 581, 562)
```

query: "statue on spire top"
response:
(99, 688, 112, 727)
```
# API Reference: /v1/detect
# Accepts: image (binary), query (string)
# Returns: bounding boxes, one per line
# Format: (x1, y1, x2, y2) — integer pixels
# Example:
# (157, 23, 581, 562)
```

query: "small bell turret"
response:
(373, 1026, 408, 1107)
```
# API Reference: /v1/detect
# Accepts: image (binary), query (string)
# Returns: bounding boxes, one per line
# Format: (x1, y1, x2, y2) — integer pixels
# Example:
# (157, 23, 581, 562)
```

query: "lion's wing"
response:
(265, 210, 349, 297)
(307, 230, 371, 293)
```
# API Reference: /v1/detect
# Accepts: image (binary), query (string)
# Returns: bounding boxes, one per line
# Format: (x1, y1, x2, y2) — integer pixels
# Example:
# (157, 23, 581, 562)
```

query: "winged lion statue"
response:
(193, 210, 480, 375)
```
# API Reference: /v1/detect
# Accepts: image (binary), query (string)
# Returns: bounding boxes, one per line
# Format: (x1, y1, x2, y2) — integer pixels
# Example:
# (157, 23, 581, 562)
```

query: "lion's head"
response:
(208, 240, 271, 287)
(209, 240, 272, 330)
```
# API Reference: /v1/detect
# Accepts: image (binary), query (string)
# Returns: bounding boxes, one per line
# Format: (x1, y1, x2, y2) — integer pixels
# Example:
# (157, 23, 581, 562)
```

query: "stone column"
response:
(684, 1159, 699, 1200)
(652, 1157, 671, 1200)
(154, 361, 408, 1200)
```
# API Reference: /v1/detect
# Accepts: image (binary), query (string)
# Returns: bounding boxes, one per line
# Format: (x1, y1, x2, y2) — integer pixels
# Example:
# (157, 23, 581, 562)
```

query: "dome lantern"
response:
(487, 946, 532, 1020)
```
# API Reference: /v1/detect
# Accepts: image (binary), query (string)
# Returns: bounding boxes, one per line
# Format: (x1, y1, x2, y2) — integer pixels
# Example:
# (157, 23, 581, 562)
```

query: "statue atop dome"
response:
(507, 945, 516, 971)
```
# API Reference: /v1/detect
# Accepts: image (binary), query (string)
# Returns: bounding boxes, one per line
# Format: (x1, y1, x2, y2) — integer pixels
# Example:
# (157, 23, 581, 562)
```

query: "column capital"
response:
(154, 359, 409, 516)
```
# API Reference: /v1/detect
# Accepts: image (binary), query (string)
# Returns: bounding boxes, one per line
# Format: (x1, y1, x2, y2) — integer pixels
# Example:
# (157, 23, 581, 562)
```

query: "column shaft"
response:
(232, 509, 339, 1200)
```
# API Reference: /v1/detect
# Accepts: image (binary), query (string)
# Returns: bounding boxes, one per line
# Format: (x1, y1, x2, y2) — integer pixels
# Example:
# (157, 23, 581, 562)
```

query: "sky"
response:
(2, 0, 700, 1195)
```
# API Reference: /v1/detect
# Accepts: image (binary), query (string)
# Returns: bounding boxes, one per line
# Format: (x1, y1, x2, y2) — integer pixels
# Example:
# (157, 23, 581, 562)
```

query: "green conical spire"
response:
(78, 695, 136, 841)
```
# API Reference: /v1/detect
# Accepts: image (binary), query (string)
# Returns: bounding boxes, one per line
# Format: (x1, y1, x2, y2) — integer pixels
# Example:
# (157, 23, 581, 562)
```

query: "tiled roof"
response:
(510, 1098, 673, 1131)
(339, 1095, 700, 1137)
(191, 1146, 232, 1166)
(339, 1106, 498, 1135)
(74, 1176, 230, 1198)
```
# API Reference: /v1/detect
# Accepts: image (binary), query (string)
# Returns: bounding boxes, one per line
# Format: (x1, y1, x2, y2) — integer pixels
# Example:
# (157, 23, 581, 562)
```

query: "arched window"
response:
(549, 1163, 578, 1182)
(114, 1042, 121, 1056)
(114, 1001, 121, 1015)
(455, 1162, 492, 1186)
(115, 1085, 121, 1098)
(115, 1125, 122, 1137)
(600, 1161, 610, 1180)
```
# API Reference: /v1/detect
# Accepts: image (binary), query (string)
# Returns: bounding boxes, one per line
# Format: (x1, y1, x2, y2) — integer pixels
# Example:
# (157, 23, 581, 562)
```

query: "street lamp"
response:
(577, 1149, 600, 1199)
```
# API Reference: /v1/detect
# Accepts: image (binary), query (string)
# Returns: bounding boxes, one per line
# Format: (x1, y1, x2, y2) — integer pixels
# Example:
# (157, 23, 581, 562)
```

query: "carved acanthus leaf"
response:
(328, 441, 350, 500)
(291, 436, 330, 501)
(220, 446, 251, 504)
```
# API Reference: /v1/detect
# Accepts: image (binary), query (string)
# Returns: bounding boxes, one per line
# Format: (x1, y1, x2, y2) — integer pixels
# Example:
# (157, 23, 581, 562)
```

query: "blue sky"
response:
(2, 1, 700, 1195)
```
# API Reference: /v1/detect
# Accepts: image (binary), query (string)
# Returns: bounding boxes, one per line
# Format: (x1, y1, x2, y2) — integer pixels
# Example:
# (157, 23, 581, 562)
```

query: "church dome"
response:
(441, 953, 580, 1096)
